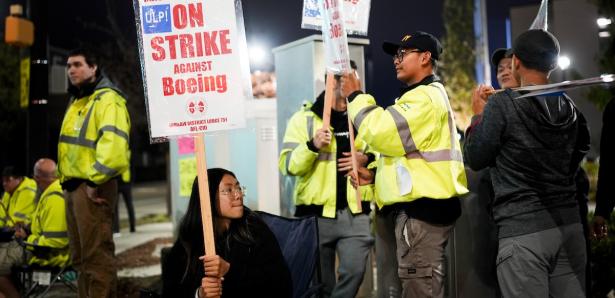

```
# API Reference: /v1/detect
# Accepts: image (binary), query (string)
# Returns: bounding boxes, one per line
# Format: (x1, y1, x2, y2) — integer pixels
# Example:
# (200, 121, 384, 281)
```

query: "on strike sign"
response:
(134, 0, 251, 139)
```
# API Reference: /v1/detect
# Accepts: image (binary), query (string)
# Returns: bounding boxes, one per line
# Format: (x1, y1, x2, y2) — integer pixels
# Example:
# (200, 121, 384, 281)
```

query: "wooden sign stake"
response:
(194, 133, 216, 256)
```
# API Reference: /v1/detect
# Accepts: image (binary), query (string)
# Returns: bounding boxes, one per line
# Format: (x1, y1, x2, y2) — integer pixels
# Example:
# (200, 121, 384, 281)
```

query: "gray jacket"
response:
(463, 90, 590, 238)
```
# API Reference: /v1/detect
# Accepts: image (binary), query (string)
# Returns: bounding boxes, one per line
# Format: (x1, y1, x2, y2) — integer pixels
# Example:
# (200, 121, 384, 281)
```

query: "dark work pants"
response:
(65, 180, 117, 298)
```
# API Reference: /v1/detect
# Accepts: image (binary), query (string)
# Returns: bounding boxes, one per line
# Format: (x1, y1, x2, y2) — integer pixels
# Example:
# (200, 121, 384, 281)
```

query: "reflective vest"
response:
(25, 180, 70, 267)
(279, 103, 376, 218)
(347, 81, 468, 208)
(58, 77, 131, 185)
(0, 177, 37, 228)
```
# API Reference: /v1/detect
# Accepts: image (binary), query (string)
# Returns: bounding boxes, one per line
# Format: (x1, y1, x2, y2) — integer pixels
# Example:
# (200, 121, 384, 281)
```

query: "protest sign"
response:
(319, 0, 362, 211)
(320, 0, 352, 74)
(134, 0, 252, 261)
(302, 0, 371, 36)
(134, 0, 251, 140)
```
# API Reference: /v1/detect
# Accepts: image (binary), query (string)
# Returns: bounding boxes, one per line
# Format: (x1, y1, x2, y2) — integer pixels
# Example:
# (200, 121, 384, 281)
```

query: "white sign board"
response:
(321, 0, 352, 73)
(302, 0, 371, 36)
(134, 0, 251, 139)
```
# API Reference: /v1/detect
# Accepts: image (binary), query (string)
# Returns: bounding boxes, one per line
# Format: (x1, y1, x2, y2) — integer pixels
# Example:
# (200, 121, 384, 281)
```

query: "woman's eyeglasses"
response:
(219, 185, 247, 197)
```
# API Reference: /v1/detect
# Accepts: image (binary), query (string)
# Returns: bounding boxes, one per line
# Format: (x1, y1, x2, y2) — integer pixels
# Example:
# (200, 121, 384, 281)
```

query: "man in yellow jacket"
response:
(279, 61, 375, 297)
(1, 166, 37, 229)
(341, 32, 468, 298)
(0, 159, 71, 297)
(58, 48, 130, 298)
(0, 166, 37, 296)
(16, 158, 70, 267)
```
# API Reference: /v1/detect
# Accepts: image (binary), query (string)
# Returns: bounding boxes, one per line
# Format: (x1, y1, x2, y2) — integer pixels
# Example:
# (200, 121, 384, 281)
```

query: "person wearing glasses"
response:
(162, 168, 291, 298)
(341, 31, 468, 298)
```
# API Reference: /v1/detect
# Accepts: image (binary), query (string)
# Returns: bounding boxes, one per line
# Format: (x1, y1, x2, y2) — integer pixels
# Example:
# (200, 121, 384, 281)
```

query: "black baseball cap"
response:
(383, 31, 443, 60)
(512, 29, 560, 72)
(491, 48, 513, 67)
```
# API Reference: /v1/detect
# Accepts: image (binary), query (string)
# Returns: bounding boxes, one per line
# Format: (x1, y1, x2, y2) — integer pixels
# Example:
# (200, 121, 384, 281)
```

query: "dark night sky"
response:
(14, 0, 540, 104)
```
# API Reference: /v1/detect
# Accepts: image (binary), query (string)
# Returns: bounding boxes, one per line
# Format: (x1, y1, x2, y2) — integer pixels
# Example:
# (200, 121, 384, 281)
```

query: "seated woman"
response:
(162, 168, 292, 298)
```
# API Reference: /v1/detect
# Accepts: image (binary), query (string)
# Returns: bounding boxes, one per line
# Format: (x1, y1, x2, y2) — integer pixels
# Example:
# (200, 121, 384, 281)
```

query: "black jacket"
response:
(161, 211, 292, 297)
(464, 90, 590, 238)
(595, 99, 615, 218)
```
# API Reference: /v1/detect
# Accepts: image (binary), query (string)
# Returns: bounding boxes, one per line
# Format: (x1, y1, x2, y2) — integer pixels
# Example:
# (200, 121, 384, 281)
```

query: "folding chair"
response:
(14, 243, 77, 297)
(256, 211, 322, 298)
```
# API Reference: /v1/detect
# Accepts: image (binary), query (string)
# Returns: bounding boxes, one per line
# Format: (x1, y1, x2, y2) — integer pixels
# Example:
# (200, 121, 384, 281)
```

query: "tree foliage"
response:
(0, 44, 26, 166)
(438, 0, 476, 129)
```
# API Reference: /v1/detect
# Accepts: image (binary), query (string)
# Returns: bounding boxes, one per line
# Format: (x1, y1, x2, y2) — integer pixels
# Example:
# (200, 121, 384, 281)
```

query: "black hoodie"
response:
(464, 89, 590, 238)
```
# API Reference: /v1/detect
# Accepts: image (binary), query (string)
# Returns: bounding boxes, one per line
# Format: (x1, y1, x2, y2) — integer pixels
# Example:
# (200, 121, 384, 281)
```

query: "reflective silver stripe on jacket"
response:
(58, 91, 109, 149)
(98, 125, 129, 143)
(317, 152, 335, 161)
(307, 116, 314, 138)
(354, 105, 378, 130)
(387, 106, 418, 153)
(282, 142, 300, 150)
(58, 135, 96, 148)
(13, 212, 27, 219)
(40, 231, 69, 238)
(383, 85, 463, 163)
(46, 191, 65, 199)
(284, 142, 300, 173)
(94, 161, 119, 177)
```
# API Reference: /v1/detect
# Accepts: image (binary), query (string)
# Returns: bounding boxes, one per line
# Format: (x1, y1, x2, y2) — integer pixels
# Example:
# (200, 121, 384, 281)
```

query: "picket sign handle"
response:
(346, 98, 363, 212)
(322, 73, 335, 129)
(195, 134, 216, 257)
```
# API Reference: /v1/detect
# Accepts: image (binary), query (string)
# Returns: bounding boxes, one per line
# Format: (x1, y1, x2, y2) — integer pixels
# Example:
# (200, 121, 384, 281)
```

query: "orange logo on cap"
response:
(401, 35, 412, 42)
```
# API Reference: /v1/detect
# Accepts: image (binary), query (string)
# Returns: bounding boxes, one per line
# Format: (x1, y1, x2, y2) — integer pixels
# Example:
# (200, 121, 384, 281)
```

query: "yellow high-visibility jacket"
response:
(24, 180, 70, 267)
(347, 81, 468, 208)
(0, 177, 37, 228)
(279, 103, 376, 218)
(58, 77, 131, 185)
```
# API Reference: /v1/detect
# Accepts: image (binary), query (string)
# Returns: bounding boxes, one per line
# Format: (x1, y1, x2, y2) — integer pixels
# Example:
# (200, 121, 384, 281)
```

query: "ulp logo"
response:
(142, 4, 171, 34)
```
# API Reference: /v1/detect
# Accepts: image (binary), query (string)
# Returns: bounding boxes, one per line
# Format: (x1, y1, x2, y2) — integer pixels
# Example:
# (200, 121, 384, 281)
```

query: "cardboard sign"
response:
(320, 0, 352, 74)
(302, 0, 371, 36)
(134, 0, 251, 139)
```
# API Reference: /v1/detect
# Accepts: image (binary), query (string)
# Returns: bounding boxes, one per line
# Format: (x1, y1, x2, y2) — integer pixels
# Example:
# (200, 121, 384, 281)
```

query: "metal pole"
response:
(474, 0, 491, 85)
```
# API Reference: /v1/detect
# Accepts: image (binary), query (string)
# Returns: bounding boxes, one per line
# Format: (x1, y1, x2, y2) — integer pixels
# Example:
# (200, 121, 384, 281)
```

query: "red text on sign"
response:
(172, 3, 204, 29)
(151, 30, 232, 61)
(162, 74, 227, 96)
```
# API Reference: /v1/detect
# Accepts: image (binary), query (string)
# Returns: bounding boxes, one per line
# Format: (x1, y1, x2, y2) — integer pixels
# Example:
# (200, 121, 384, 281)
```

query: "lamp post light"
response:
(597, 17, 612, 38)
(558, 55, 571, 81)
(249, 44, 267, 69)
(597, 17, 612, 28)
